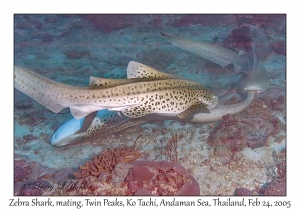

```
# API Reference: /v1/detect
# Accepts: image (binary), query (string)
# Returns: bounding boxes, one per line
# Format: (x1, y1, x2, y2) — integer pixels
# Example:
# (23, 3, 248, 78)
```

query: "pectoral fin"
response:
(70, 105, 107, 119)
(177, 102, 210, 120)
(77, 111, 98, 134)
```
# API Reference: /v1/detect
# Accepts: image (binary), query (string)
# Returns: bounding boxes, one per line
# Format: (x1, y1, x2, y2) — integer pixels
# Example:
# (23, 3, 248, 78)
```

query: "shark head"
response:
(236, 44, 271, 94)
(236, 66, 270, 94)
(51, 111, 98, 147)
(207, 95, 219, 109)
(51, 117, 85, 147)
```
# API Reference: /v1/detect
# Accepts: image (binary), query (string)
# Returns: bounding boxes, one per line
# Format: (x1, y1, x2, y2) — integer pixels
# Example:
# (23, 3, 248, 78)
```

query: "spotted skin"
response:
(52, 91, 256, 147)
(14, 64, 217, 120)
(121, 85, 213, 118)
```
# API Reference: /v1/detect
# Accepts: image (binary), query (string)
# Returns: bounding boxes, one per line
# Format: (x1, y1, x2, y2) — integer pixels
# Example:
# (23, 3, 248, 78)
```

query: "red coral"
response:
(125, 166, 156, 182)
(125, 160, 200, 196)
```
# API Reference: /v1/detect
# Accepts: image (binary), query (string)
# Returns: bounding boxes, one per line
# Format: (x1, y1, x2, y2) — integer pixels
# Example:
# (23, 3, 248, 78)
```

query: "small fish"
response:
(14, 61, 218, 120)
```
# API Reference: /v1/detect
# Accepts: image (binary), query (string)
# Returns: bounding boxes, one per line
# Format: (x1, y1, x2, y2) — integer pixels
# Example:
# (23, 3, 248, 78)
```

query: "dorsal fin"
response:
(127, 61, 179, 79)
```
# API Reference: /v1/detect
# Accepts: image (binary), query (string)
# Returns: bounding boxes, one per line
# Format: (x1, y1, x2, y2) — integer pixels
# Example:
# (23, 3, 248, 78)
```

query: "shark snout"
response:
(207, 95, 218, 110)
(51, 117, 84, 147)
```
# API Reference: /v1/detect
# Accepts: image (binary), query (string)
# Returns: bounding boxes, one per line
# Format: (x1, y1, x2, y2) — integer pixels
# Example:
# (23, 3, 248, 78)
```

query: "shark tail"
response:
(14, 66, 68, 113)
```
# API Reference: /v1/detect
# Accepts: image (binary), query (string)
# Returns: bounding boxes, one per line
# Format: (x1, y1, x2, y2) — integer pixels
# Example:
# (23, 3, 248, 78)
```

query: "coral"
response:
(207, 100, 281, 159)
(125, 160, 200, 196)
(125, 166, 156, 183)
(55, 159, 199, 196)
(74, 139, 142, 179)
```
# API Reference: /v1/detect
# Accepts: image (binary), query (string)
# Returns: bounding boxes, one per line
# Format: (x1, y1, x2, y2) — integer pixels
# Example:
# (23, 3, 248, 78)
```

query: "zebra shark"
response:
(14, 61, 218, 121)
(51, 90, 256, 147)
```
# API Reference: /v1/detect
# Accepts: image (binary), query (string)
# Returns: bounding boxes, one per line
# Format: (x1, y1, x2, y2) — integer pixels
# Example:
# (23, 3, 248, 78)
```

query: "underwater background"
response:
(14, 14, 286, 196)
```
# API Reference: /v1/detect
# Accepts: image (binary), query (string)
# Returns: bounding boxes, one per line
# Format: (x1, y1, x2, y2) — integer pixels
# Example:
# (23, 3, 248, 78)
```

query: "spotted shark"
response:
(51, 90, 256, 147)
(14, 61, 218, 121)
(51, 32, 280, 147)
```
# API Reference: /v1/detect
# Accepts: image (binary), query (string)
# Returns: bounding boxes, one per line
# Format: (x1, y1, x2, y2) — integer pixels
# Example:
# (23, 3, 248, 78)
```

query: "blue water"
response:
(14, 14, 286, 196)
